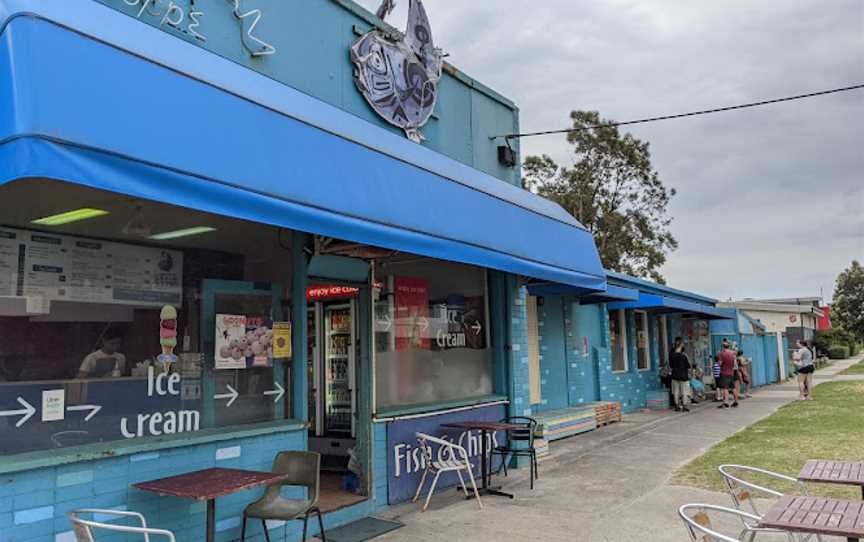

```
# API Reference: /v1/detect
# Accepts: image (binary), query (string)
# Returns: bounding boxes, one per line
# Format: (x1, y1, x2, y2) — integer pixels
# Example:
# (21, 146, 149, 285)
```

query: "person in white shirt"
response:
(78, 332, 126, 379)
(793, 340, 815, 400)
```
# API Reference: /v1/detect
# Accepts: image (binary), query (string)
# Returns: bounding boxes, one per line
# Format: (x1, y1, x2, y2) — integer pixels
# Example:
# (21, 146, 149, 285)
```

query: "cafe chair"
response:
(241, 451, 326, 542)
(678, 503, 796, 542)
(68, 509, 176, 541)
(413, 432, 482, 512)
(490, 416, 539, 489)
(718, 465, 823, 542)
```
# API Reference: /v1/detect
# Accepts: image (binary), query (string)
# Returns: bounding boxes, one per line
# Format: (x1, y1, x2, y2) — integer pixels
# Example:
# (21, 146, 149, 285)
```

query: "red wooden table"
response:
(133, 468, 286, 542)
(758, 495, 864, 542)
(799, 460, 864, 500)
(441, 421, 522, 499)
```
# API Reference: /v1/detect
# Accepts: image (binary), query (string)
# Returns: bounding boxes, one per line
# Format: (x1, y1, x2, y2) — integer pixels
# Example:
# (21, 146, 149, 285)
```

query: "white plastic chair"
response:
(69, 509, 176, 541)
(412, 432, 482, 512)
(678, 503, 796, 542)
(718, 465, 823, 542)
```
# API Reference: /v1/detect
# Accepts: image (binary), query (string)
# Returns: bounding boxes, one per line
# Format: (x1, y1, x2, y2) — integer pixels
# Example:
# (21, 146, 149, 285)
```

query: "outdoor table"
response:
(133, 467, 287, 542)
(799, 460, 864, 500)
(441, 420, 522, 499)
(758, 495, 864, 542)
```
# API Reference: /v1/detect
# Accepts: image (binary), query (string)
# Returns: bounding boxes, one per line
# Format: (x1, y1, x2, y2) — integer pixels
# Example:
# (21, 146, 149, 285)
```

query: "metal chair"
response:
(718, 465, 823, 542)
(68, 509, 176, 541)
(241, 451, 326, 542)
(678, 503, 796, 542)
(490, 416, 539, 489)
(413, 432, 482, 512)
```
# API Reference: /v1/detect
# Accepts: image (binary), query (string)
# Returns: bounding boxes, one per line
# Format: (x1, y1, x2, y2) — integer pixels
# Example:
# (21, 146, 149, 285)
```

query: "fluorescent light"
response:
(31, 208, 109, 226)
(148, 227, 216, 240)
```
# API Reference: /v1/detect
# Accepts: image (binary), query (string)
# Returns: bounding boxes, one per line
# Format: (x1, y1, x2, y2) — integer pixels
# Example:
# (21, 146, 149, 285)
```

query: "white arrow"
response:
(67, 405, 101, 422)
(418, 316, 429, 332)
(471, 321, 482, 336)
(263, 382, 285, 403)
(0, 397, 36, 428)
(215, 385, 239, 408)
(377, 314, 392, 332)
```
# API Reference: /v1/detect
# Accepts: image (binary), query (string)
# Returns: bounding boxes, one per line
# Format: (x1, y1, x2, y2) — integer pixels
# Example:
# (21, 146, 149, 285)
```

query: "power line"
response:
(493, 84, 864, 140)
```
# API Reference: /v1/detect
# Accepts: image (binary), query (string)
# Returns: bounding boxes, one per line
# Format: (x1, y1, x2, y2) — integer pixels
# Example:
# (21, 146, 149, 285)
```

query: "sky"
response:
(356, 0, 864, 303)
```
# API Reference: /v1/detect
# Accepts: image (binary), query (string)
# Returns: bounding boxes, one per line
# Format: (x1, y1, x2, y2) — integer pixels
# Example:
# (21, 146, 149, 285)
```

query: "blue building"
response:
(0, 1, 607, 541)
(710, 310, 787, 388)
(524, 272, 732, 427)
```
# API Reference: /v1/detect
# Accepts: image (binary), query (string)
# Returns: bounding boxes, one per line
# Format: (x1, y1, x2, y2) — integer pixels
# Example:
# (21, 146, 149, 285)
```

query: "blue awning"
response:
(527, 282, 639, 304)
(0, 2, 605, 291)
(607, 293, 734, 320)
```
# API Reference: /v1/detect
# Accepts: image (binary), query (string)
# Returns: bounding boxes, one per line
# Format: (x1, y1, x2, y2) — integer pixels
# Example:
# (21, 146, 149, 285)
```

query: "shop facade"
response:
(524, 272, 732, 417)
(0, 1, 606, 541)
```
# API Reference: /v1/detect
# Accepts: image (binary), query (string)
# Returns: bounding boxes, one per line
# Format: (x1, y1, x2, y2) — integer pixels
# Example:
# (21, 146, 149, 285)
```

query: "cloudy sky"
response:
(357, 0, 864, 302)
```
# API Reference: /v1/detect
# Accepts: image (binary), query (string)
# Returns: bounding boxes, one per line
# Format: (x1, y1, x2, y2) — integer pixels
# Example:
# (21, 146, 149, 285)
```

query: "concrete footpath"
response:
(377, 356, 863, 541)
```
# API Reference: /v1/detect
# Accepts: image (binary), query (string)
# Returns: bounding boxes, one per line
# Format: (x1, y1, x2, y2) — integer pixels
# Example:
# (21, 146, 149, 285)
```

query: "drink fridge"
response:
(308, 301, 356, 438)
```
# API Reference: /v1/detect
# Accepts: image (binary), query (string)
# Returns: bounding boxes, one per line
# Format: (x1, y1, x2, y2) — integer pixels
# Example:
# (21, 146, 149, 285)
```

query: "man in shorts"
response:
(717, 342, 739, 408)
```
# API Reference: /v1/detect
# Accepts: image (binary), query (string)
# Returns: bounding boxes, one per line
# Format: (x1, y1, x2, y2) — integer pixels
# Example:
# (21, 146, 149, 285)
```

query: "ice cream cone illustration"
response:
(158, 305, 178, 369)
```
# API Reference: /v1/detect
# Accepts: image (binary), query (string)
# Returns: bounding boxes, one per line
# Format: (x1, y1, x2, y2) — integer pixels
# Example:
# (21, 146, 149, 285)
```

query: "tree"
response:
(832, 260, 864, 341)
(523, 111, 677, 283)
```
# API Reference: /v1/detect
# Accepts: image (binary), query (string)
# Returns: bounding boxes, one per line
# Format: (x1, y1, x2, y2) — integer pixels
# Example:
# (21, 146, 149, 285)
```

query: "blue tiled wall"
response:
(372, 422, 388, 511)
(509, 285, 532, 419)
(0, 428, 369, 542)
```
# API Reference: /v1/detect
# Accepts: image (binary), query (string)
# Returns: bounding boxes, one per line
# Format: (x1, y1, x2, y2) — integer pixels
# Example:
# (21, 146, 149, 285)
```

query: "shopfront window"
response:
(0, 179, 295, 455)
(610, 309, 628, 372)
(374, 259, 492, 411)
(635, 310, 650, 370)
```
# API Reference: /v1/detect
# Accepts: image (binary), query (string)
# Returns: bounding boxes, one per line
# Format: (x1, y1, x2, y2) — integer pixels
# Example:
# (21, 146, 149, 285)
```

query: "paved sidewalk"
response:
(377, 356, 863, 541)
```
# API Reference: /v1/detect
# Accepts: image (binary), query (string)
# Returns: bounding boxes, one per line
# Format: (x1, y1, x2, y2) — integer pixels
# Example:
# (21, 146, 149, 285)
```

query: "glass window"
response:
(374, 259, 492, 411)
(0, 179, 294, 455)
(635, 310, 650, 370)
(610, 309, 628, 372)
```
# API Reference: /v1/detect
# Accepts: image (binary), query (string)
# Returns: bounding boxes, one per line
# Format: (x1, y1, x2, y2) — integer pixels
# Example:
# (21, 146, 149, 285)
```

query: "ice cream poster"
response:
(215, 314, 274, 370)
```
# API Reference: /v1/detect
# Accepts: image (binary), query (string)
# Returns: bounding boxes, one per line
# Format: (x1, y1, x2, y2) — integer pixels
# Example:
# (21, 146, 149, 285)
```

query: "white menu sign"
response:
(0, 227, 182, 308)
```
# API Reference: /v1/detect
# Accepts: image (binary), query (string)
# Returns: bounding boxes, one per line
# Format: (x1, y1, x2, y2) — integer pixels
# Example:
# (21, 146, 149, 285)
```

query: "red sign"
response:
(789, 314, 798, 324)
(394, 277, 430, 351)
(306, 285, 359, 301)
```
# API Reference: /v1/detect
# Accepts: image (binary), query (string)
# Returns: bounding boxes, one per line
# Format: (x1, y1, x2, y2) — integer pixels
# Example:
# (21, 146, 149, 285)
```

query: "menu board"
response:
(0, 226, 182, 307)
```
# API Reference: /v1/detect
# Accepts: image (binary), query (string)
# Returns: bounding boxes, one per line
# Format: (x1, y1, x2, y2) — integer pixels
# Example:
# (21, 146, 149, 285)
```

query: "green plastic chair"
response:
(241, 451, 326, 542)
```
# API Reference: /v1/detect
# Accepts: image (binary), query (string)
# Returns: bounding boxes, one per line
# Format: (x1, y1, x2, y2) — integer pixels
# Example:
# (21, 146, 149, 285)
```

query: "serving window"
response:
(373, 258, 493, 411)
(0, 179, 296, 455)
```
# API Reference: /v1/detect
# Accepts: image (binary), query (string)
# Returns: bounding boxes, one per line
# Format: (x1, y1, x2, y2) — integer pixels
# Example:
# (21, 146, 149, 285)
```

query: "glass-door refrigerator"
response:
(324, 302, 355, 437)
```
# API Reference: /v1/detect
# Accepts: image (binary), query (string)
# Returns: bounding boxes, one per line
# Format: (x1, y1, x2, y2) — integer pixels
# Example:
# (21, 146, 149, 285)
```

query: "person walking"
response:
(794, 340, 816, 400)
(737, 349, 753, 398)
(717, 342, 739, 408)
(669, 338, 692, 412)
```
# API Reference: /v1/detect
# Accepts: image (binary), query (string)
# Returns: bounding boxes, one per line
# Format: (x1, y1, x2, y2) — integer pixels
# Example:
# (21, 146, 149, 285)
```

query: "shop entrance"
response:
(307, 285, 366, 512)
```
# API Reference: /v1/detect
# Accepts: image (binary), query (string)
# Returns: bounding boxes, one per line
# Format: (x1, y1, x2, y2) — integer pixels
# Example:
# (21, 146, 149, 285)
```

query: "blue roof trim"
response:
(526, 283, 639, 304)
(0, 6, 606, 290)
(608, 293, 734, 320)
(605, 271, 717, 305)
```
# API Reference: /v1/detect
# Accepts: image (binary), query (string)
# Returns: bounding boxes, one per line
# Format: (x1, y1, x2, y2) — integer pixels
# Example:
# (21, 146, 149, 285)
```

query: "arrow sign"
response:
(67, 405, 102, 422)
(418, 316, 429, 332)
(215, 385, 239, 408)
(471, 321, 482, 336)
(0, 397, 36, 428)
(376, 314, 392, 332)
(263, 382, 285, 403)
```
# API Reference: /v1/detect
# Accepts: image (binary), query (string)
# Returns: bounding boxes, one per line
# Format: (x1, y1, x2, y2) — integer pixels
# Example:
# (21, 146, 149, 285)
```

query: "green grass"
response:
(673, 381, 864, 500)
(841, 359, 864, 375)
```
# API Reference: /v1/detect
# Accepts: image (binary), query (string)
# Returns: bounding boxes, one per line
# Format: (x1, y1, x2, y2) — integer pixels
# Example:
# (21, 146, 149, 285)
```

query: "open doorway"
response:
(307, 286, 367, 512)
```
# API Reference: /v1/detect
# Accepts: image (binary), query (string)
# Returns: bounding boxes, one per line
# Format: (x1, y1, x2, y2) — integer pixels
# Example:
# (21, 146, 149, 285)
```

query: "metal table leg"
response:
(478, 428, 513, 499)
(206, 498, 216, 542)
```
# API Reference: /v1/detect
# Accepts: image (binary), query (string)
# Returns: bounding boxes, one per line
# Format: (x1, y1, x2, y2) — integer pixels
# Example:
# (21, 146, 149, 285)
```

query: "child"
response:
(712, 354, 722, 401)
(689, 366, 706, 402)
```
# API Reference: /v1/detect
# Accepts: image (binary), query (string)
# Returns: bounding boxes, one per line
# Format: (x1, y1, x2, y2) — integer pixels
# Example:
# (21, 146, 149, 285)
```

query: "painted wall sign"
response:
(351, 0, 444, 142)
(385, 403, 506, 504)
(115, 0, 276, 55)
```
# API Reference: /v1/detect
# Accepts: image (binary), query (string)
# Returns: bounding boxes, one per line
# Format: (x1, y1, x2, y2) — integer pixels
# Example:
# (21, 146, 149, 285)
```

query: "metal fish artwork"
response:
(351, 0, 444, 143)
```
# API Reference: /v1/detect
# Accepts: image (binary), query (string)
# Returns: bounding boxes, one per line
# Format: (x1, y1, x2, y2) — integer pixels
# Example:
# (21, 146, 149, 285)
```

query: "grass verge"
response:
(673, 381, 864, 500)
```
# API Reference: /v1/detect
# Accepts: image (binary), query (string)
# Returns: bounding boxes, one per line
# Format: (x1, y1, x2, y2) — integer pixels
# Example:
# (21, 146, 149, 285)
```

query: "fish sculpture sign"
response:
(351, 0, 444, 143)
